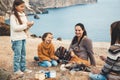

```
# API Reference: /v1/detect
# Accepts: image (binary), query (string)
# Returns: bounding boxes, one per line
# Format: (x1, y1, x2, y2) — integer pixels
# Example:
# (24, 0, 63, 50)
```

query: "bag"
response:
(55, 46, 71, 63)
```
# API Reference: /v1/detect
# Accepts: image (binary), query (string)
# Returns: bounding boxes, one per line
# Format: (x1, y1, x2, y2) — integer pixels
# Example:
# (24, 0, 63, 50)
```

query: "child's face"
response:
(15, 3, 25, 13)
(44, 34, 53, 44)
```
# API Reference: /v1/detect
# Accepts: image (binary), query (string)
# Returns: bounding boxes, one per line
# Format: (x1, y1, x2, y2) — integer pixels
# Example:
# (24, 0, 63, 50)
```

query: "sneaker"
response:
(14, 70, 24, 75)
(23, 69, 32, 73)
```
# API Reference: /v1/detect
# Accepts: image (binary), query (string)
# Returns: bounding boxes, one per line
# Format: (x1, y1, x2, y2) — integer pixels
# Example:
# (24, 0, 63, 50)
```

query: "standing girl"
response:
(10, 0, 33, 75)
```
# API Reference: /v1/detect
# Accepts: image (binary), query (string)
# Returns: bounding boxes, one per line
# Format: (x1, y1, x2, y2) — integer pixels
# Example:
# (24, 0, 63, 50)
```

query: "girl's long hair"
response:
(71, 23, 87, 45)
(12, 0, 24, 24)
(111, 21, 120, 45)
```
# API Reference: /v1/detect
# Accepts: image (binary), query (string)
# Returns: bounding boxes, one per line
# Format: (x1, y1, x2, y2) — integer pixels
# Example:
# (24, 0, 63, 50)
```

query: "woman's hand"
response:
(70, 51, 75, 57)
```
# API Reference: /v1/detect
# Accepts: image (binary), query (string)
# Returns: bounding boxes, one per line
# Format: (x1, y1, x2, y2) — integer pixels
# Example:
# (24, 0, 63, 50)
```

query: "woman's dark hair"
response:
(12, 0, 25, 24)
(111, 21, 120, 45)
(71, 23, 87, 45)
(42, 32, 53, 41)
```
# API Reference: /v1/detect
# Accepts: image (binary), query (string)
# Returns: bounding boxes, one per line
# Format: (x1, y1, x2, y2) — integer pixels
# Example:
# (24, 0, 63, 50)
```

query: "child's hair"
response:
(111, 21, 120, 45)
(42, 32, 53, 41)
(12, 0, 25, 24)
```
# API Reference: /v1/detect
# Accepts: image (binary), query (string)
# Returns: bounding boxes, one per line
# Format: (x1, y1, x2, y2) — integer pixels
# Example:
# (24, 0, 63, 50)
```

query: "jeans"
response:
(89, 73, 107, 80)
(34, 56, 58, 67)
(12, 40, 26, 72)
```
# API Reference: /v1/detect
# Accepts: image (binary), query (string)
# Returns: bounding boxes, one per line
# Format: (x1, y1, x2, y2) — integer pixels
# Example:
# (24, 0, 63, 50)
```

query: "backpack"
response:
(55, 46, 71, 63)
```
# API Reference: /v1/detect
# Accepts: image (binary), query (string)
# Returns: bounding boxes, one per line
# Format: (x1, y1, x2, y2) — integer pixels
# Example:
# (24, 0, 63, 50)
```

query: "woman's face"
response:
(75, 26, 84, 38)
(15, 3, 25, 13)
(44, 34, 53, 44)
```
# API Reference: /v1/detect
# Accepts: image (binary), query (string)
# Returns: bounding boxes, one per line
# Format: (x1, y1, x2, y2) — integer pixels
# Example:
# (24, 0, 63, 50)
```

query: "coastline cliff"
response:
(0, 0, 97, 16)
(29, 0, 97, 8)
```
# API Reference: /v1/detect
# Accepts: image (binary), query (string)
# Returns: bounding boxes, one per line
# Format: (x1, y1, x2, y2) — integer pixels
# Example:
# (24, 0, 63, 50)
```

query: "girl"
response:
(89, 21, 120, 80)
(35, 32, 58, 67)
(10, 0, 33, 75)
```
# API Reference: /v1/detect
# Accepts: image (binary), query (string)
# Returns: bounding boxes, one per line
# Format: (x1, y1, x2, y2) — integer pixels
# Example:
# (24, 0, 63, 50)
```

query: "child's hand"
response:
(54, 56, 59, 60)
(100, 56, 106, 62)
(91, 67, 100, 74)
(27, 21, 34, 27)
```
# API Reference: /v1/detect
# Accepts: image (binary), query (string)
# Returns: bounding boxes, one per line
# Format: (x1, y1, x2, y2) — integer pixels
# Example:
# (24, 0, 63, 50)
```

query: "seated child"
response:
(89, 21, 120, 80)
(34, 32, 58, 67)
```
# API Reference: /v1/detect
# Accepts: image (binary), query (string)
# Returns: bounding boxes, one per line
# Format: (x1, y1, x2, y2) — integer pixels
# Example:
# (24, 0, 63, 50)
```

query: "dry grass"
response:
(0, 36, 109, 80)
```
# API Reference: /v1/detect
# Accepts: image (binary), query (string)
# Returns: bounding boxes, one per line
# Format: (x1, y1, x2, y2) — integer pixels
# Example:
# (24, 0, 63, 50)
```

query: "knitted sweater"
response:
(38, 42, 57, 61)
(101, 44, 120, 76)
(10, 12, 28, 41)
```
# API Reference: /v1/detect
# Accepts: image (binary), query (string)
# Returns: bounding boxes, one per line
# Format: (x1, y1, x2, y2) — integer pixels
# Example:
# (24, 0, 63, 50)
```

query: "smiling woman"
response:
(69, 23, 96, 66)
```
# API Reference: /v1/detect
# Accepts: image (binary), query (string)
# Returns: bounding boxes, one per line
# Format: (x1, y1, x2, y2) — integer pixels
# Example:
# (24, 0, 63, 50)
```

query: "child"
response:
(89, 21, 120, 80)
(34, 32, 58, 67)
(10, 0, 33, 75)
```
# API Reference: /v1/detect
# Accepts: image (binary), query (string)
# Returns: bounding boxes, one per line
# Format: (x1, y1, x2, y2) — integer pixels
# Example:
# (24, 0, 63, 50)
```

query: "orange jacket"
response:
(38, 42, 57, 61)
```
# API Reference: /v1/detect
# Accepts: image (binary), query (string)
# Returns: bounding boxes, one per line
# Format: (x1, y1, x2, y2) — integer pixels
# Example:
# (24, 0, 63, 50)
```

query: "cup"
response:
(45, 71, 50, 78)
(49, 70, 56, 78)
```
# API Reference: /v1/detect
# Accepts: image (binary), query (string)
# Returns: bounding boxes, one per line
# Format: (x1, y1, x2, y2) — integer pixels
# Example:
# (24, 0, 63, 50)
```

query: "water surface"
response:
(28, 0, 120, 42)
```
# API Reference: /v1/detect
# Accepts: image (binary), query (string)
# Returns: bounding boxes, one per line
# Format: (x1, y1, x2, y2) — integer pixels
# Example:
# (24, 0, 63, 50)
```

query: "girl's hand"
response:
(100, 56, 106, 62)
(91, 67, 100, 74)
(54, 56, 59, 60)
(27, 21, 34, 27)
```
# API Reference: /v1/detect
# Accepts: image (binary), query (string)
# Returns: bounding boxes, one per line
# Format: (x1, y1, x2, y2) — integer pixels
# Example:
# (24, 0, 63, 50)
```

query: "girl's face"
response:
(75, 26, 84, 38)
(15, 3, 25, 13)
(44, 34, 53, 44)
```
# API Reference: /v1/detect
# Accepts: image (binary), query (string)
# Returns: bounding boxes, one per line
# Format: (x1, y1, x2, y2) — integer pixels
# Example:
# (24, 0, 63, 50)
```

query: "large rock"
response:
(29, 0, 97, 8)
(0, 68, 11, 80)
(0, 22, 10, 36)
(0, 0, 13, 15)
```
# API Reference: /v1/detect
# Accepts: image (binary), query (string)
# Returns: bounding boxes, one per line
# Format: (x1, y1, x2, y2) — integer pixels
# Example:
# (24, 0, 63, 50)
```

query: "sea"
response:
(11, 0, 120, 42)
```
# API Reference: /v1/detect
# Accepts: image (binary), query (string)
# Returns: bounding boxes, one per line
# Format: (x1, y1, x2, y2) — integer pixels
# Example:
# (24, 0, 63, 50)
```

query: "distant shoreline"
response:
(0, 36, 110, 49)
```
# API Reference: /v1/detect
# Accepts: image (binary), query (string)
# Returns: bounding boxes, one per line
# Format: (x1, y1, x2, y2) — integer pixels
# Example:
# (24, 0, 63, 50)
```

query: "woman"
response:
(35, 32, 58, 67)
(69, 23, 96, 66)
(89, 21, 120, 80)
(10, 0, 33, 75)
